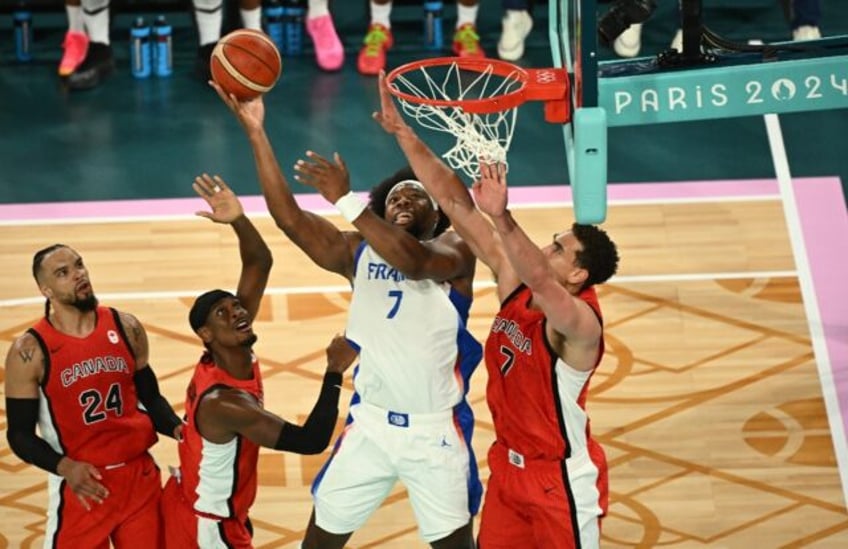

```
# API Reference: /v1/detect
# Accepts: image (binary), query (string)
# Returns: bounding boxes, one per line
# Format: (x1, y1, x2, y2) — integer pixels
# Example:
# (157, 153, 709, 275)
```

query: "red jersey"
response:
(485, 285, 604, 461)
(178, 354, 263, 522)
(29, 307, 157, 467)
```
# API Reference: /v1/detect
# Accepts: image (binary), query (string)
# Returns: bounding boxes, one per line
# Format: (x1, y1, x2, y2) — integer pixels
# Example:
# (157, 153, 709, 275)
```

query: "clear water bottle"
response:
(13, 9, 33, 62)
(153, 15, 172, 77)
(265, 0, 284, 53)
(423, 1, 444, 51)
(130, 17, 152, 78)
(282, 0, 305, 56)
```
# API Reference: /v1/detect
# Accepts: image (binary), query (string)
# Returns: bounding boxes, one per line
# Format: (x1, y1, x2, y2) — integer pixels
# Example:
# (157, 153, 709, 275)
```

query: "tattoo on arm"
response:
(19, 348, 34, 363)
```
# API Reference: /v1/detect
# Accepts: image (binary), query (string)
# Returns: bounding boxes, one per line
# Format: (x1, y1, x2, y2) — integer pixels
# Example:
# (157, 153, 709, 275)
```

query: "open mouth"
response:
(234, 319, 252, 333)
(76, 282, 91, 293)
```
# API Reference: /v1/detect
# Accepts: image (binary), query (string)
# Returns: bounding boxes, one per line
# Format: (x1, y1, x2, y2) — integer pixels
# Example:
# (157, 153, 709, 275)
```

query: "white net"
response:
(391, 60, 524, 180)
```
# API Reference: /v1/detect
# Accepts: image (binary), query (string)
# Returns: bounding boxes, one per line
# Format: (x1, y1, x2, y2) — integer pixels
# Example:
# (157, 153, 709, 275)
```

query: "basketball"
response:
(210, 29, 282, 101)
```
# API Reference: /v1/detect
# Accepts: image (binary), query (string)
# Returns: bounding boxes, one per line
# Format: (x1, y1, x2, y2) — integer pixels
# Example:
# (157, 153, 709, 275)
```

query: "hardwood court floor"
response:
(1, 196, 847, 548)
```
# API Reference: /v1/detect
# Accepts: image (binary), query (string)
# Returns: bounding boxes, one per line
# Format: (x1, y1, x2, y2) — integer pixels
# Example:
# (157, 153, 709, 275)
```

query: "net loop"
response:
(388, 59, 527, 180)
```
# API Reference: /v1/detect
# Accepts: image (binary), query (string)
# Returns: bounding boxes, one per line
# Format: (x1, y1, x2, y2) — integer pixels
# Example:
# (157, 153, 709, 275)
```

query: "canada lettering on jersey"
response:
(61, 356, 130, 387)
(491, 317, 532, 355)
(367, 262, 406, 282)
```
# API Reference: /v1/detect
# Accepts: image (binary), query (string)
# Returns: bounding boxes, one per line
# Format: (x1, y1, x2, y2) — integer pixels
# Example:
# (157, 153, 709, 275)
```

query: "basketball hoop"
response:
(385, 57, 570, 179)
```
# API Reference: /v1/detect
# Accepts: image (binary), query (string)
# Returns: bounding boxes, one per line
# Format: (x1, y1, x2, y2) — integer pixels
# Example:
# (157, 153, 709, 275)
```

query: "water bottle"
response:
(423, 1, 444, 51)
(282, 0, 305, 56)
(13, 9, 33, 62)
(153, 15, 172, 77)
(264, 0, 284, 53)
(130, 17, 152, 78)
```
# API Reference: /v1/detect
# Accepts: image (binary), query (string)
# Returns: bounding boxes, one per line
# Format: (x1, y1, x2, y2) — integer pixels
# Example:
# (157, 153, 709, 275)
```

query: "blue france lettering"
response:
(367, 262, 406, 282)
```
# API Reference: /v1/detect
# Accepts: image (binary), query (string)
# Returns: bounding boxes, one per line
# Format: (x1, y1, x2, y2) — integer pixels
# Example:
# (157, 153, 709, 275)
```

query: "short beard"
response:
(241, 334, 258, 348)
(71, 295, 99, 312)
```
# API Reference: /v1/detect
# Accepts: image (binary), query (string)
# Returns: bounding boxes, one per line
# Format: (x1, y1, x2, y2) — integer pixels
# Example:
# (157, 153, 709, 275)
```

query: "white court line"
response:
(764, 113, 848, 510)
(0, 194, 781, 227)
(0, 270, 798, 308)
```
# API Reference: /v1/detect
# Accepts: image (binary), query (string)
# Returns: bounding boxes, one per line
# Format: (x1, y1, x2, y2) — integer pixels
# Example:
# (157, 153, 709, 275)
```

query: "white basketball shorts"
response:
(311, 401, 476, 542)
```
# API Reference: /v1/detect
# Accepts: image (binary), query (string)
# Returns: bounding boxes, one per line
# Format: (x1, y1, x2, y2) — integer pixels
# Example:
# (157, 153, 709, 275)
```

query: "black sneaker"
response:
(195, 43, 217, 82)
(66, 42, 115, 90)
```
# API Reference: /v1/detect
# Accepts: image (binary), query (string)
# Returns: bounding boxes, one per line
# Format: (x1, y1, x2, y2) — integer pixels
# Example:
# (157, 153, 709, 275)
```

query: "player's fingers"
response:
(86, 464, 103, 480)
(479, 163, 491, 179)
(292, 173, 315, 187)
(334, 153, 347, 171)
(293, 159, 311, 173)
(305, 151, 330, 166)
(212, 175, 229, 191)
(192, 181, 215, 199)
(195, 211, 214, 219)
(195, 174, 218, 195)
(77, 493, 92, 511)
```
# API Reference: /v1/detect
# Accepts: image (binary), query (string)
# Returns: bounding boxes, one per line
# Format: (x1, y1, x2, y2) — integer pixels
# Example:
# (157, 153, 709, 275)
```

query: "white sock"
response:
(370, 1, 392, 29)
(80, 0, 109, 44)
(308, 0, 329, 19)
(193, 0, 223, 45)
(240, 7, 261, 30)
(66, 5, 85, 33)
(456, 3, 478, 28)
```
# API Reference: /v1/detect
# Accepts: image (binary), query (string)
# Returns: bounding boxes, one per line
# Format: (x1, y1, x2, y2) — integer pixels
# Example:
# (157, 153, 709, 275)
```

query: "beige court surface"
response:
(1, 199, 847, 548)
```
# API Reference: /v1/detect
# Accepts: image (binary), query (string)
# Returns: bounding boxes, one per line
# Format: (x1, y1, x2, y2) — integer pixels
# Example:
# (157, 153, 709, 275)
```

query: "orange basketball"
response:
(210, 29, 282, 101)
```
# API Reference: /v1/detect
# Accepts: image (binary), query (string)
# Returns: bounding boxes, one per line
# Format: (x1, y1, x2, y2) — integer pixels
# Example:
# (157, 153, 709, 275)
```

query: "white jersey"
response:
(345, 242, 481, 413)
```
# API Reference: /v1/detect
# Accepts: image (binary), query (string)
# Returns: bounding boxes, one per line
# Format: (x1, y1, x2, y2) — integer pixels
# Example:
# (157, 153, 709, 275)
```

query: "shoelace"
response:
(454, 25, 480, 53)
(363, 26, 389, 57)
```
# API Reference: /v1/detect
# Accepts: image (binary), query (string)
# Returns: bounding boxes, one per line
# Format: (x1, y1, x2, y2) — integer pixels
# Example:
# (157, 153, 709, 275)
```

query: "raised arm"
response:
(5, 334, 109, 509)
(293, 151, 475, 288)
(474, 163, 602, 368)
(193, 174, 272, 320)
(210, 83, 358, 278)
(373, 72, 509, 276)
(196, 334, 358, 454)
(118, 311, 183, 440)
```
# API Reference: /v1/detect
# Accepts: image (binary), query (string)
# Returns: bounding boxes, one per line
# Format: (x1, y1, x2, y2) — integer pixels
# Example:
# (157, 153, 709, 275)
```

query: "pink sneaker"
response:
(59, 30, 90, 76)
(307, 14, 344, 72)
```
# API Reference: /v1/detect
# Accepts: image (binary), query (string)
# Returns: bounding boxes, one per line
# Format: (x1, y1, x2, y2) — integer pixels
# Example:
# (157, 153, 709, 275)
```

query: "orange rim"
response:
(385, 56, 531, 114)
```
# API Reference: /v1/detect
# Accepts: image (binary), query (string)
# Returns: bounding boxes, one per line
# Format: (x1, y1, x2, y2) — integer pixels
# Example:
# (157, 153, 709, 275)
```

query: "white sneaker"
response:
(498, 10, 533, 61)
(613, 23, 642, 58)
(793, 25, 821, 41)
(670, 29, 682, 52)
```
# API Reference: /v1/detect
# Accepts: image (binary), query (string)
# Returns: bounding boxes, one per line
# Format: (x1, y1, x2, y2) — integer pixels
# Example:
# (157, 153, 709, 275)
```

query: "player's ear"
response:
(197, 326, 213, 344)
(40, 284, 52, 299)
(567, 267, 589, 288)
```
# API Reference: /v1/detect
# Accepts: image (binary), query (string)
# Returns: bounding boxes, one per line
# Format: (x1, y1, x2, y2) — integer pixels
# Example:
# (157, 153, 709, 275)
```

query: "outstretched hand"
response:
(293, 151, 351, 203)
(193, 174, 245, 224)
(208, 80, 265, 132)
(472, 162, 509, 218)
(373, 71, 413, 138)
